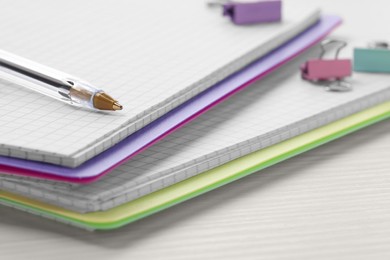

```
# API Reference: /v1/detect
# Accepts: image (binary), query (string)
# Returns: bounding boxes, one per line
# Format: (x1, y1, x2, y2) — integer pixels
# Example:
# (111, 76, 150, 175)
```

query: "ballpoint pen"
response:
(0, 49, 123, 111)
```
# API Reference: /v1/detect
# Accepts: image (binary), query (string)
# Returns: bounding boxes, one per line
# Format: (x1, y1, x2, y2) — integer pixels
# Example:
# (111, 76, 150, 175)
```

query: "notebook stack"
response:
(0, 1, 389, 230)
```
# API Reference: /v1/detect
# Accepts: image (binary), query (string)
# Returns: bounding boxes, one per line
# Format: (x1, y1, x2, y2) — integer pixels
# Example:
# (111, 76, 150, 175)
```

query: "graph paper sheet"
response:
(0, 15, 341, 182)
(0, 100, 389, 230)
(1, 45, 390, 213)
(0, 0, 320, 167)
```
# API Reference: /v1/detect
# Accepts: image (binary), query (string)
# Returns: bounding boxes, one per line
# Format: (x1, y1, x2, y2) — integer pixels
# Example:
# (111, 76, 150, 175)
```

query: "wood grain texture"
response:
(1, 0, 390, 259)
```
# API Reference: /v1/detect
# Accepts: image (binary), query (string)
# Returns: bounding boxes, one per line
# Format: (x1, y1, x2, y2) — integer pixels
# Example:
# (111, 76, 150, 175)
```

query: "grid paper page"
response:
(0, 0, 320, 167)
(2, 46, 390, 212)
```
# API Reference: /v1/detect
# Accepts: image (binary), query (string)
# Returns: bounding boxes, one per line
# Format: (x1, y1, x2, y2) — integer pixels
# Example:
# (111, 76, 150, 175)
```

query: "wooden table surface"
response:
(1, 1, 390, 259)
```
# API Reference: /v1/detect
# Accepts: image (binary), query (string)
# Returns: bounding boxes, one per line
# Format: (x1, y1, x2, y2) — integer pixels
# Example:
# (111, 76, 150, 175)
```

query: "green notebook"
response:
(1, 101, 389, 230)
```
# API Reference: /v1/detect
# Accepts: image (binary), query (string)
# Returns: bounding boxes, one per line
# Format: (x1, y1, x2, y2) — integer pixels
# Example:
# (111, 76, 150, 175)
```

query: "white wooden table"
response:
(1, 1, 390, 259)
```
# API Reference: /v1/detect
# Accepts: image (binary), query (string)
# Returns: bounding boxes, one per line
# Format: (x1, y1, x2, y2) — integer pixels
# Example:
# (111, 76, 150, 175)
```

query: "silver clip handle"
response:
(319, 39, 347, 59)
(368, 41, 389, 49)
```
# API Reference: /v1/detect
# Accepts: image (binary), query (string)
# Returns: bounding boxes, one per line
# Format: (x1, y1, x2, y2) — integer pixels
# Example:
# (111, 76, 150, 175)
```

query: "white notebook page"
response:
(1, 46, 390, 212)
(0, 0, 320, 166)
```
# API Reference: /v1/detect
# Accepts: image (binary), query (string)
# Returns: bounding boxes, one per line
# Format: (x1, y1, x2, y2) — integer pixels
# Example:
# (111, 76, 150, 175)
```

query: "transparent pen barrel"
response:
(0, 49, 97, 109)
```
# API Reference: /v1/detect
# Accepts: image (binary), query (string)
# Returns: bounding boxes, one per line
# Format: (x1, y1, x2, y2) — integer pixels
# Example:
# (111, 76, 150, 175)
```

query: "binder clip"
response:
(208, 0, 282, 25)
(354, 41, 390, 73)
(300, 40, 352, 92)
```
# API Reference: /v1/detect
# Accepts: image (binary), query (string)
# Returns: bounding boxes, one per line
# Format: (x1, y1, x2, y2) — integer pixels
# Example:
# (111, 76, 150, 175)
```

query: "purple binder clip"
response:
(301, 40, 352, 92)
(210, 0, 282, 25)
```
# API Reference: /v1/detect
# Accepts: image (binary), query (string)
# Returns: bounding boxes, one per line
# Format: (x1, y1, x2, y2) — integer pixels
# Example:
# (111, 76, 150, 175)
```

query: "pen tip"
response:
(113, 102, 123, 110)
(93, 92, 123, 111)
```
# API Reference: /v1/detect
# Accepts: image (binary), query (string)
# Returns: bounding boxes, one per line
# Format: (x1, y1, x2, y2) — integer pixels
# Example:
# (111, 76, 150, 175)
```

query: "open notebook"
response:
(2, 44, 390, 213)
(0, 0, 320, 167)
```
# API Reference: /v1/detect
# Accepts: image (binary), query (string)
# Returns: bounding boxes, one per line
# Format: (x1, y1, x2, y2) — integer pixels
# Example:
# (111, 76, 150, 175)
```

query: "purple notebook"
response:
(0, 15, 341, 183)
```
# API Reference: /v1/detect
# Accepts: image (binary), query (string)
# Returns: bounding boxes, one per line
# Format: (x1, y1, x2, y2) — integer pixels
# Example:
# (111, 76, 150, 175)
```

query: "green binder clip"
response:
(354, 41, 390, 73)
